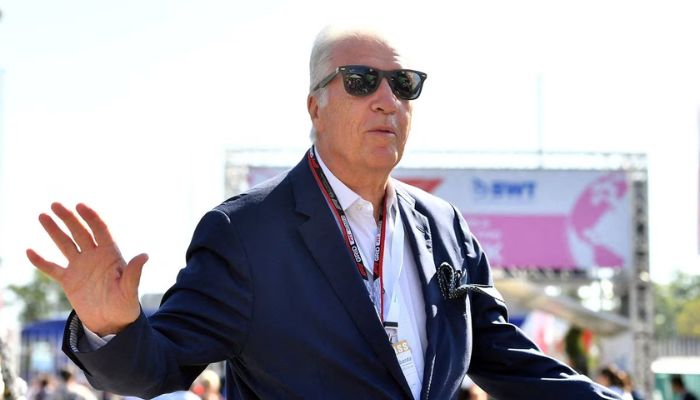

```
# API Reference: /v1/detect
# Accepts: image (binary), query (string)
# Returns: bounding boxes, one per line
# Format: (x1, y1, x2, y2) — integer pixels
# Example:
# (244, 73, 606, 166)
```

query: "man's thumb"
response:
(124, 253, 149, 292)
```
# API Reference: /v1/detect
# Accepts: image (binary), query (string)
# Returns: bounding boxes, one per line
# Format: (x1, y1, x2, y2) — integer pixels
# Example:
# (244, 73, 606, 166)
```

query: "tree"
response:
(676, 298, 700, 337)
(6, 270, 71, 323)
(654, 282, 677, 339)
(654, 272, 700, 339)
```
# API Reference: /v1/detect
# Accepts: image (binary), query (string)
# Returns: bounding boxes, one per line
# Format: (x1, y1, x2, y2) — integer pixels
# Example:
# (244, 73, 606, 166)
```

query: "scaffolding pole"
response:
(630, 171, 655, 398)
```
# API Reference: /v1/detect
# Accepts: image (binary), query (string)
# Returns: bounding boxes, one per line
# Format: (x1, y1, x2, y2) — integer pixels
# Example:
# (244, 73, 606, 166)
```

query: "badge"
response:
(392, 340, 421, 393)
(384, 321, 399, 344)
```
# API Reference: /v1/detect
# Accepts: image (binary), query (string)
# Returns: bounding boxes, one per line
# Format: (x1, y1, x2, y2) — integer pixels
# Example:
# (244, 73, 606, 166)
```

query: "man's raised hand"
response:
(26, 202, 148, 337)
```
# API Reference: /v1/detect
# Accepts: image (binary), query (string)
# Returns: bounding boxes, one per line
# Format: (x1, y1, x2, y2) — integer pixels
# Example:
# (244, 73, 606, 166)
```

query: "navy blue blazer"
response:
(64, 154, 621, 399)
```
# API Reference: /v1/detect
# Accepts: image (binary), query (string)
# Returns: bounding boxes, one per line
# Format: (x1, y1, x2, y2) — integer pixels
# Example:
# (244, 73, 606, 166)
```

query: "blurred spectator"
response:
(671, 375, 699, 400)
(53, 367, 97, 400)
(467, 384, 488, 400)
(152, 390, 199, 400)
(595, 365, 633, 400)
(26, 374, 53, 400)
(458, 376, 489, 400)
(191, 370, 221, 400)
(619, 370, 644, 400)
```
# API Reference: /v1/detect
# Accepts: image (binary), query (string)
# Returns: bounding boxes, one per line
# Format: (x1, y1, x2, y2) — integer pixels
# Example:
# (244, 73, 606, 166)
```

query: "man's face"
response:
(671, 383, 681, 393)
(309, 36, 413, 177)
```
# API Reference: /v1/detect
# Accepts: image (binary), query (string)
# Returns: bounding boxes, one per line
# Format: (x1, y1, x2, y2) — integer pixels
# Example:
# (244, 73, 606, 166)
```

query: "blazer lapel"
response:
(290, 158, 413, 399)
(395, 184, 442, 400)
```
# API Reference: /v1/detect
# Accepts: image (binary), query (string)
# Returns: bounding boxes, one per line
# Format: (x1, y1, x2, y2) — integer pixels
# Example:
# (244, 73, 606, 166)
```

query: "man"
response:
(53, 367, 98, 400)
(672, 375, 698, 400)
(27, 26, 622, 399)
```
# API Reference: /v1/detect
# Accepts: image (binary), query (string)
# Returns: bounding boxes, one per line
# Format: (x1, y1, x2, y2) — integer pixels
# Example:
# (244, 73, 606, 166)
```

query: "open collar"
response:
(315, 148, 398, 218)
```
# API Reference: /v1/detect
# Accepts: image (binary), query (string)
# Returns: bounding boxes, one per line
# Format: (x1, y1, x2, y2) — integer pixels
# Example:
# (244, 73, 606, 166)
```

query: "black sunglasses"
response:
(312, 65, 428, 100)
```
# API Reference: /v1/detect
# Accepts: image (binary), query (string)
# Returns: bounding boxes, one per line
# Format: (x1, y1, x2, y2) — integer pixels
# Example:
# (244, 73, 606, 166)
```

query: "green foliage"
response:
(654, 283, 676, 339)
(654, 272, 700, 339)
(676, 298, 700, 337)
(6, 270, 71, 323)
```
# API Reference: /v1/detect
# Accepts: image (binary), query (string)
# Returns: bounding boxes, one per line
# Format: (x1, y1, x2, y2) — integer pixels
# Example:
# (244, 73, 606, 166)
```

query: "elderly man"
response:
(27, 27, 622, 399)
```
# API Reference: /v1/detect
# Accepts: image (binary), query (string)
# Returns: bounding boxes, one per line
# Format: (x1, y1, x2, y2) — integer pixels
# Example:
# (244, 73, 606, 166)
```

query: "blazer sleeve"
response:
(63, 209, 253, 398)
(455, 210, 623, 400)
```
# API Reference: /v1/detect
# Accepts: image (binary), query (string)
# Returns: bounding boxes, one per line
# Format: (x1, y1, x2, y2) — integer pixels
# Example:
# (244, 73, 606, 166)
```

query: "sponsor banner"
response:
(243, 166, 632, 270)
(393, 169, 632, 269)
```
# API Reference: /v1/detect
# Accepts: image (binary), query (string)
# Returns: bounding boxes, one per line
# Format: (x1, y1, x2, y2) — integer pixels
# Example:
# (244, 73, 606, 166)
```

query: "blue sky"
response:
(1, 0, 699, 312)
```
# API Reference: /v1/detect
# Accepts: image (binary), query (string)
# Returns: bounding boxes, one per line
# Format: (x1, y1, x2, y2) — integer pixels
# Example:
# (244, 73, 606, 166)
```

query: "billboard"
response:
(240, 166, 633, 270)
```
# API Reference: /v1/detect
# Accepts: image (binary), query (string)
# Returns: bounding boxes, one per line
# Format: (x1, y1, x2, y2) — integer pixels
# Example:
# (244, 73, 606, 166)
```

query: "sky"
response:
(1, 0, 699, 324)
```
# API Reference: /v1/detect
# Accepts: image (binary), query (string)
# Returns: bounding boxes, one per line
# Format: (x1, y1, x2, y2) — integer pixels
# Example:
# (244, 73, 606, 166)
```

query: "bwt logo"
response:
(472, 178, 537, 200)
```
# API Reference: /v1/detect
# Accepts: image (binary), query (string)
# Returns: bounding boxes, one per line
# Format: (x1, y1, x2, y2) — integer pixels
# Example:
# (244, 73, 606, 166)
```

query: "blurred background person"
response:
(619, 370, 645, 400)
(152, 390, 199, 400)
(467, 384, 488, 400)
(671, 375, 699, 400)
(190, 370, 221, 400)
(596, 365, 633, 399)
(53, 367, 96, 400)
(458, 376, 489, 400)
(26, 374, 53, 400)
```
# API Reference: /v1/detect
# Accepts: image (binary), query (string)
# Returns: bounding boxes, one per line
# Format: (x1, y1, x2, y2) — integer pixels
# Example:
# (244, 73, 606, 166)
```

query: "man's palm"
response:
(26, 203, 148, 336)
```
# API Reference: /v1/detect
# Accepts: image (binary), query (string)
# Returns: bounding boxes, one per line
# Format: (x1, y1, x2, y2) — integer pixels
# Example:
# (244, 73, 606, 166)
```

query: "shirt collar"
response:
(314, 147, 397, 215)
(385, 179, 398, 218)
(315, 149, 359, 212)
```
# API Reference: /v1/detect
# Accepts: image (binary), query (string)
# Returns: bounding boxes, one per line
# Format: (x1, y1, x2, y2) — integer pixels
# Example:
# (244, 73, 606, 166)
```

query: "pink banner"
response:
(466, 215, 575, 268)
(395, 170, 631, 270)
(466, 214, 625, 269)
(241, 166, 633, 270)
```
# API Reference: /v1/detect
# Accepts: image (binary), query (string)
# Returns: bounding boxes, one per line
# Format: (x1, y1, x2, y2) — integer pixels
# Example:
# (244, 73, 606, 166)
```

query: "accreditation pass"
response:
(392, 340, 421, 392)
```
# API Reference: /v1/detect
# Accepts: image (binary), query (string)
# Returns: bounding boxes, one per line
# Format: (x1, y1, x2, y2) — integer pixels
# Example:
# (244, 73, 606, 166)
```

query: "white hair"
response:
(307, 25, 403, 143)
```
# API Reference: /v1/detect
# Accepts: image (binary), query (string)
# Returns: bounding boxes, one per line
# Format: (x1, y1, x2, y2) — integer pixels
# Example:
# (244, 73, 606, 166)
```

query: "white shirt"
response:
(316, 151, 427, 399)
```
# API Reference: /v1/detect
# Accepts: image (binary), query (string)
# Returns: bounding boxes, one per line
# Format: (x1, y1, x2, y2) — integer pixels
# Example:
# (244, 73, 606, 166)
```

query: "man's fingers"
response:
(38, 213, 80, 259)
(123, 253, 148, 295)
(26, 249, 65, 281)
(51, 202, 97, 252)
(76, 203, 115, 246)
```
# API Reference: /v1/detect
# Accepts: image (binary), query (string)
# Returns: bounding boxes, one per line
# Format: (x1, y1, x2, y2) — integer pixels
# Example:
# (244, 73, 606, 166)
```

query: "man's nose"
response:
(370, 78, 400, 114)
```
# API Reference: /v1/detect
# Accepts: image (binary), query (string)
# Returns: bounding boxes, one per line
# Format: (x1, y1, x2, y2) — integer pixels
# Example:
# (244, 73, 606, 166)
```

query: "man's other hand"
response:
(26, 202, 148, 337)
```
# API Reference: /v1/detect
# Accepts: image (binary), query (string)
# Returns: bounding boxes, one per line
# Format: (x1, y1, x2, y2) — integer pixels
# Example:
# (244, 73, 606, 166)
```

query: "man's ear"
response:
(307, 94, 323, 133)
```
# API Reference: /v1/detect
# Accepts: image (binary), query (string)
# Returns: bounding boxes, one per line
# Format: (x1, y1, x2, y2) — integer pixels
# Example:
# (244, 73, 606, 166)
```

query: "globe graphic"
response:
(566, 172, 630, 268)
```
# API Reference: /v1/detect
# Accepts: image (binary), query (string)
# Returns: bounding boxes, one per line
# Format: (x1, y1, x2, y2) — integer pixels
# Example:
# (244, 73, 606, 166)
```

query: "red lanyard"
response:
(307, 148, 387, 321)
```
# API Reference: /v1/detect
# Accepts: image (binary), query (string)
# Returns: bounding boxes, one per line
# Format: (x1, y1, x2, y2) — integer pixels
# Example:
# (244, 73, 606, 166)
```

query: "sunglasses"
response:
(312, 65, 428, 100)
